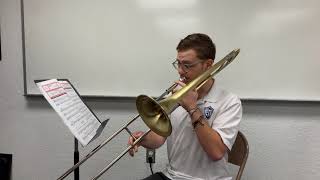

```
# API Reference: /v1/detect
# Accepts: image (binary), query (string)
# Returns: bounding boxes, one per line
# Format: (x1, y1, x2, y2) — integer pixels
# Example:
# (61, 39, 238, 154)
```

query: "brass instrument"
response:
(58, 49, 240, 180)
(137, 48, 240, 137)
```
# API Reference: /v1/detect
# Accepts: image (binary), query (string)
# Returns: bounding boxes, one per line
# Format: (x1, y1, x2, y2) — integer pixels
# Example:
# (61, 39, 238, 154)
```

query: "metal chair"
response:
(228, 131, 249, 180)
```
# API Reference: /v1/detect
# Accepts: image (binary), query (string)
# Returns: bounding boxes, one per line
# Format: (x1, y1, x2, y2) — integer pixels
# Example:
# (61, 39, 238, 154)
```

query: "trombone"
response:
(57, 49, 240, 180)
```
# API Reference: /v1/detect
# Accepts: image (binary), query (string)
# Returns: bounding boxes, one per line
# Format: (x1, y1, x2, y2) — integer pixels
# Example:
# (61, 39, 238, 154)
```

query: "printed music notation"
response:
(36, 79, 104, 146)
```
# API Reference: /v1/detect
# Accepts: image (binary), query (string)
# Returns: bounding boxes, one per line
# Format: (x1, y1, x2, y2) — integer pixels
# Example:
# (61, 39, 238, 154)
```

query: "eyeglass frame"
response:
(172, 59, 204, 71)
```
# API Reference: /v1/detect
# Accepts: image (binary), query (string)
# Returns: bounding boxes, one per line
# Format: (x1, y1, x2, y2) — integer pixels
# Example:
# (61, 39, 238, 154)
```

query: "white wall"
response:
(1, 0, 320, 179)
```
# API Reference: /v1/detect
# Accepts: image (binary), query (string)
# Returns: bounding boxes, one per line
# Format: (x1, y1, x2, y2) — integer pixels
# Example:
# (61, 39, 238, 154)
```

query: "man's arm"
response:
(140, 131, 166, 149)
(189, 101, 242, 161)
(128, 130, 166, 156)
(190, 108, 227, 161)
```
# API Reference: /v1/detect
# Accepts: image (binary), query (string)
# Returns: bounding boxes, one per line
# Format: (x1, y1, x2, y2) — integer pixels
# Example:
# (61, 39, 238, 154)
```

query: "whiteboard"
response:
(23, 0, 320, 101)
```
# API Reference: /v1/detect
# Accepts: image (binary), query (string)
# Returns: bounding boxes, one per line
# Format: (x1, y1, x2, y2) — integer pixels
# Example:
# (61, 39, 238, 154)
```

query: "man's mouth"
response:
(180, 77, 189, 83)
(181, 77, 192, 84)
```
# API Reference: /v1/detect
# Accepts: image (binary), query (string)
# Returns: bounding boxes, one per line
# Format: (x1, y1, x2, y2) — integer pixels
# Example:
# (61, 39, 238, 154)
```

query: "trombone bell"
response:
(136, 95, 172, 137)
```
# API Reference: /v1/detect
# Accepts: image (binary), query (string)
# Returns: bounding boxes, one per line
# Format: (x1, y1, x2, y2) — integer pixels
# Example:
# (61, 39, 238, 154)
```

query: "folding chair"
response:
(228, 131, 249, 180)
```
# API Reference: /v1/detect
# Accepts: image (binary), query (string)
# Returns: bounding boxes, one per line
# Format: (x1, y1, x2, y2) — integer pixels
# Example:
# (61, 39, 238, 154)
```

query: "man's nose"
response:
(177, 66, 186, 75)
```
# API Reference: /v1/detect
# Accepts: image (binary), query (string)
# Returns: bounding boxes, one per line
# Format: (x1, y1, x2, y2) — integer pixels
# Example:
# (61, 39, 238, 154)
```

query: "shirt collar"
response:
(197, 79, 220, 104)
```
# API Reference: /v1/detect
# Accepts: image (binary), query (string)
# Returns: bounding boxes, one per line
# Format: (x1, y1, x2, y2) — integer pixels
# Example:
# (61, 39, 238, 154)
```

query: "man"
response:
(128, 33, 242, 180)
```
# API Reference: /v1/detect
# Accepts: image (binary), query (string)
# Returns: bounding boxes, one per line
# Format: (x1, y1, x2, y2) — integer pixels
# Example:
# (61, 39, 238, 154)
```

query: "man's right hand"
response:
(128, 131, 145, 157)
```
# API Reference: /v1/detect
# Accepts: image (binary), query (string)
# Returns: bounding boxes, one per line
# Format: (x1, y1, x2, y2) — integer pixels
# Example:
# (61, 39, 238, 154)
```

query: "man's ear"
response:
(205, 59, 213, 69)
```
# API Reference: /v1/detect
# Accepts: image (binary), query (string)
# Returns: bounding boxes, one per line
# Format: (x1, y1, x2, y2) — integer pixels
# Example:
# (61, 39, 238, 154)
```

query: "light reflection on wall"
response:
(136, 0, 201, 36)
(245, 8, 314, 36)
(136, 0, 197, 9)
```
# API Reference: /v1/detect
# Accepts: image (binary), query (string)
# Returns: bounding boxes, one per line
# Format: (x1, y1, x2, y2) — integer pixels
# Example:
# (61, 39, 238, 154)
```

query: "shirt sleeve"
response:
(211, 95, 242, 151)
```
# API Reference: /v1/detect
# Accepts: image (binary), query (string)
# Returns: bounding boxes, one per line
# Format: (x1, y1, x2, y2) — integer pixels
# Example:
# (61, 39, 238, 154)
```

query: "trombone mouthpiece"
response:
(179, 77, 186, 82)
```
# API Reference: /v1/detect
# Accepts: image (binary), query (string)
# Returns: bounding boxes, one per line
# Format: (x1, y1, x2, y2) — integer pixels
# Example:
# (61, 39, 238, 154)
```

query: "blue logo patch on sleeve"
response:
(204, 106, 214, 119)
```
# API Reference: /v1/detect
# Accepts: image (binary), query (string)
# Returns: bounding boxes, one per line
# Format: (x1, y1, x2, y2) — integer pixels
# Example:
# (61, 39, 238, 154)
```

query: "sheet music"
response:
(36, 79, 101, 146)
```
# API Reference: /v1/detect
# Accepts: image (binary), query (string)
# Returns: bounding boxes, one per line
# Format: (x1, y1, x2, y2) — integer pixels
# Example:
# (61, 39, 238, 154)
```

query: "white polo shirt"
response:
(162, 81, 242, 180)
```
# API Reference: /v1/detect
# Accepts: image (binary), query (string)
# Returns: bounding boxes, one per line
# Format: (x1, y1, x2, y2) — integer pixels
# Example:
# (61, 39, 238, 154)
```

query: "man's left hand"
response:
(173, 80, 198, 112)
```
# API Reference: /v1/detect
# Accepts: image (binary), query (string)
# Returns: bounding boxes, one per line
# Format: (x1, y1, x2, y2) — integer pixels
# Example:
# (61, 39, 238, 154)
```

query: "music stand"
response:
(35, 79, 109, 180)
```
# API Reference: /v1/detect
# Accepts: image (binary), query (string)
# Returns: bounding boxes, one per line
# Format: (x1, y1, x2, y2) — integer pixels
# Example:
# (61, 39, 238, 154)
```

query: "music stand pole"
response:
(74, 138, 79, 180)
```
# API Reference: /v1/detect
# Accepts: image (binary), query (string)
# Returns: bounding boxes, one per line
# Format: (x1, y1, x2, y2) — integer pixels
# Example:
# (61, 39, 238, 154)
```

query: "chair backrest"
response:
(228, 131, 249, 180)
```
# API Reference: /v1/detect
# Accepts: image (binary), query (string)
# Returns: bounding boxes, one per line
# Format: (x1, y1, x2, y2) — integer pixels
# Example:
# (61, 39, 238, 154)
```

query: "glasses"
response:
(172, 59, 203, 71)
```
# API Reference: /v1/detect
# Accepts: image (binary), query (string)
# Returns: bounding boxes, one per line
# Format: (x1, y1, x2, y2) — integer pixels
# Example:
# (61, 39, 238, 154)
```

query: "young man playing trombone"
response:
(129, 33, 242, 180)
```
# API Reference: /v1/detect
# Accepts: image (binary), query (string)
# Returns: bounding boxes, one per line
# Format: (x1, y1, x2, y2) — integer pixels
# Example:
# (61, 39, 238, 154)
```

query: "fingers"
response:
(172, 80, 186, 94)
(128, 137, 133, 156)
(175, 80, 186, 87)
(128, 137, 135, 156)
(129, 147, 137, 156)
(128, 137, 138, 157)
(129, 137, 137, 155)
(129, 149, 134, 156)
(128, 131, 144, 157)
(134, 131, 144, 138)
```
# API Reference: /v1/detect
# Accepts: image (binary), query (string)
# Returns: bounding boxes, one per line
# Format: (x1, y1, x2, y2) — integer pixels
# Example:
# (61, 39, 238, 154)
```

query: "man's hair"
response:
(176, 33, 216, 61)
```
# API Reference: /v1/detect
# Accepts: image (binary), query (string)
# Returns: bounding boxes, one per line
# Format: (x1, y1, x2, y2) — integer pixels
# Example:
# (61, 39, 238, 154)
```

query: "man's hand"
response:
(128, 131, 144, 157)
(173, 80, 198, 112)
